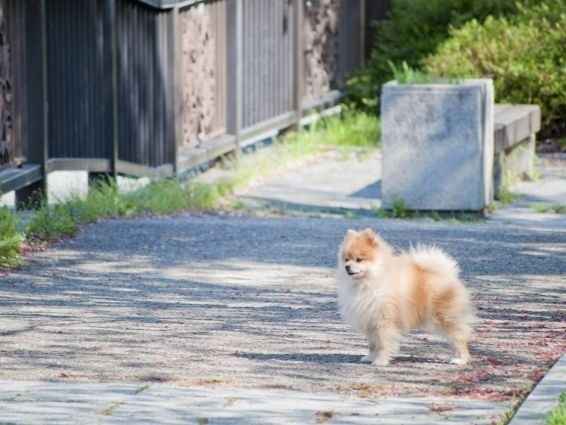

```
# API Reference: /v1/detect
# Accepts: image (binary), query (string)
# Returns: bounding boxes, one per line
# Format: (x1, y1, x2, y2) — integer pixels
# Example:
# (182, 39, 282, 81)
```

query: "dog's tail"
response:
(409, 245, 460, 279)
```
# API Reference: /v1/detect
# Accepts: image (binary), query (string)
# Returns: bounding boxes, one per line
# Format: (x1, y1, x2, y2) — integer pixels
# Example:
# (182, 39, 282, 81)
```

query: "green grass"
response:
(497, 187, 520, 205)
(26, 179, 226, 243)
(488, 187, 521, 213)
(391, 198, 410, 218)
(495, 409, 516, 425)
(309, 110, 380, 148)
(547, 392, 566, 425)
(0, 207, 24, 268)
(389, 61, 460, 85)
(375, 209, 482, 223)
(531, 203, 566, 214)
(375, 198, 413, 219)
(374, 199, 482, 223)
(26, 204, 79, 241)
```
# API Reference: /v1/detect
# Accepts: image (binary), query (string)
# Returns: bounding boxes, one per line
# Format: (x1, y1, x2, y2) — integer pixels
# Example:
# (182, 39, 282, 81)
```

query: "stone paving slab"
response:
(237, 150, 382, 215)
(490, 155, 566, 229)
(509, 355, 566, 425)
(0, 381, 506, 425)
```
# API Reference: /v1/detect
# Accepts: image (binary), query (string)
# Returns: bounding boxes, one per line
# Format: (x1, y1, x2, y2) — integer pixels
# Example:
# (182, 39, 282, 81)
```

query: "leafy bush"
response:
(347, 0, 525, 110)
(425, 0, 566, 136)
(0, 207, 23, 268)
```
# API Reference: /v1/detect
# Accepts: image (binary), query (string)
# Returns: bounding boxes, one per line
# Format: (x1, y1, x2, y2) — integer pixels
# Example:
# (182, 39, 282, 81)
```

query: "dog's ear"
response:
(345, 229, 357, 239)
(361, 228, 379, 247)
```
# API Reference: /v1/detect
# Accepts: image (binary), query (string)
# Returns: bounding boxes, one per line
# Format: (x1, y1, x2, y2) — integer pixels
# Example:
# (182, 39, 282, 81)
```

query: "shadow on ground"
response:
(0, 215, 564, 403)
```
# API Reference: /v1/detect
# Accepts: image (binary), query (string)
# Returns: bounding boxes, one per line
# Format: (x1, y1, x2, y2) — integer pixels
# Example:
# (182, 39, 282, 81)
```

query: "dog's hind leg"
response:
(447, 326, 471, 365)
(436, 318, 471, 365)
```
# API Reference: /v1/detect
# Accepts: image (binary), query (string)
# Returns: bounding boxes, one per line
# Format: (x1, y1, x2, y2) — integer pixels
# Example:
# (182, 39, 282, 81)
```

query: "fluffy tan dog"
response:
(336, 228, 473, 366)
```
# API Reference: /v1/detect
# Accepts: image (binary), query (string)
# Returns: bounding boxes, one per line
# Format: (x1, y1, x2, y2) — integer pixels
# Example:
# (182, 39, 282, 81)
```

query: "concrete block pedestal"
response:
(381, 79, 494, 211)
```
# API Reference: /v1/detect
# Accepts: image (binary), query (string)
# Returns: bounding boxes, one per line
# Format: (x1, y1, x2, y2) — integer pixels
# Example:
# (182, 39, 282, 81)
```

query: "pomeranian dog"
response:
(336, 228, 473, 366)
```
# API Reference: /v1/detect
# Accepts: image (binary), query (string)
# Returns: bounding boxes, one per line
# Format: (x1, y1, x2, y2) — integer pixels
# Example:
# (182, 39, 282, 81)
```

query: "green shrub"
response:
(0, 207, 23, 268)
(347, 0, 525, 111)
(27, 205, 78, 241)
(425, 1, 566, 136)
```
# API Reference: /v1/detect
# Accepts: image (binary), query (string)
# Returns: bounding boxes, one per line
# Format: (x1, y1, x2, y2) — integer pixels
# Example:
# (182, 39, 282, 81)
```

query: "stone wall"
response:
(0, 0, 13, 168)
(179, 2, 222, 149)
(303, 0, 341, 102)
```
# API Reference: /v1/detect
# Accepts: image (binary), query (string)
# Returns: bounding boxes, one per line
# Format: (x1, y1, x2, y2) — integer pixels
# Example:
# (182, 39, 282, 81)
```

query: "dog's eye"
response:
(356, 258, 362, 263)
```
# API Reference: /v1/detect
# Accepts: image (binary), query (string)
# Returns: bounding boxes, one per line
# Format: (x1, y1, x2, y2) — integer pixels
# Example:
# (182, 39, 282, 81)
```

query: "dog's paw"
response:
(361, 354, 376, 363)
(450, 357, 470, 366)
(372, 357, 390, 367)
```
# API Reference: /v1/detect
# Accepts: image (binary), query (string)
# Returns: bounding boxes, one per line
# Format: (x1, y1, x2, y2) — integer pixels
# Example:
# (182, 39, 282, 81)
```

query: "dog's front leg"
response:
(361, 338, 378, 363)
(373, 323, 400, 366)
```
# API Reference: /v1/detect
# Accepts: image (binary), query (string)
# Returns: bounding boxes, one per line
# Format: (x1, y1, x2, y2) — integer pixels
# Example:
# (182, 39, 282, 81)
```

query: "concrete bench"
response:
(493, 104, 541, 197)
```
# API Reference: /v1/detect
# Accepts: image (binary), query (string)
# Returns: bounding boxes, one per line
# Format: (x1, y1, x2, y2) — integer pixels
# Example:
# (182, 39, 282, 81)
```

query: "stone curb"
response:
(0, 381, 507, 424)
(508, 355, 566, 425)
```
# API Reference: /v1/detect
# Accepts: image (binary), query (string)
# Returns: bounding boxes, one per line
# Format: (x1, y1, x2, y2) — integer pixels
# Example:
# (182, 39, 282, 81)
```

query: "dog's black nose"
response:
(345, 265, 352, 273)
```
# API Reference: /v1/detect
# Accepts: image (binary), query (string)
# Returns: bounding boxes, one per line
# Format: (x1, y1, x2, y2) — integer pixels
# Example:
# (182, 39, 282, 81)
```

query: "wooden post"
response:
(90, 0, 118, 189)
(234, 0, 243, 160)
(170, 6, 180, 175)
(292, 0, 304, 131)
(109, 0, 118, 179)
(16, 0, 48, 209)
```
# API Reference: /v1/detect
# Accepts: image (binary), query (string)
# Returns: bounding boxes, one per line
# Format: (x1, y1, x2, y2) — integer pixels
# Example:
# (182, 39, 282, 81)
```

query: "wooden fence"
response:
(0, 0, 387, 206)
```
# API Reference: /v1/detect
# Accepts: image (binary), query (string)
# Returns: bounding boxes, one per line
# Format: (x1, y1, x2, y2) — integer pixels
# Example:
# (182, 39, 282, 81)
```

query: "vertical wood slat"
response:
(214, 1, 227, 136)
(116, 1, 169, 168)
(105, 0, 118, 176)
(239, 0, 294, 130)
(16, 0, 47, 207)
(337, 0, 363, 87)
(234, 0, 243, 156)
(45, 0, 108, 160)
(39, 0, 48, 171)
(293, 0, 304, 127)
(241, 0, 248, 130)
(5, 0, 27, 164)
(168, 6, 179, 172)
(152, 11, 163, 167)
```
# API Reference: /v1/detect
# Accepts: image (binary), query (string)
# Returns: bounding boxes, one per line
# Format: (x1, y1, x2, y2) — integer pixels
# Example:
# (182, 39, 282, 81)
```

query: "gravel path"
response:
(1, 214, 564, 419)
